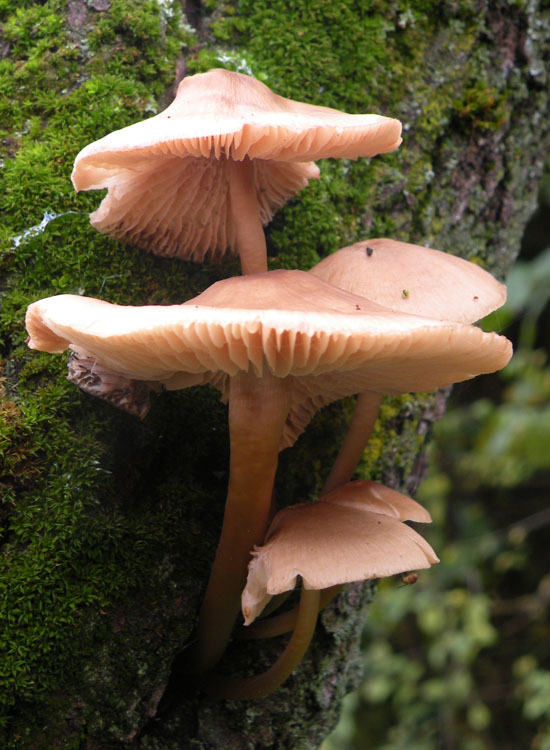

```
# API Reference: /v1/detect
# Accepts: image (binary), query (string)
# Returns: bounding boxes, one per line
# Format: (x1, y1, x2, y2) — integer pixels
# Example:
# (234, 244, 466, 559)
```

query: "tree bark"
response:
(1, 1, 549, 748)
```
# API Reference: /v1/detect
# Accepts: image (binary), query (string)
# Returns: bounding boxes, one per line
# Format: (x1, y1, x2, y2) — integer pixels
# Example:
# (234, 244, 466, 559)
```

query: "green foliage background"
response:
(324, 175, 550, 750)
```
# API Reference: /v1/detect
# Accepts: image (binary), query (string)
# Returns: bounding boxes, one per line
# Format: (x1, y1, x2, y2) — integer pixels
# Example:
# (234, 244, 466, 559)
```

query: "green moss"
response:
(0, 0, 203, 742)
(358, 394, 433, 482)
(0, 390, 37, 506)
(1, 0, 547, 744)
(453, 81, 509, 132)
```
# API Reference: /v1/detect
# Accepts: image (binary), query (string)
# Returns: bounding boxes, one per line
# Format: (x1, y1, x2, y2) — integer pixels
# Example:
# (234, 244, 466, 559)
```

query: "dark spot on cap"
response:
(366, 246, 374, 257)
(473, 295, 479, 300)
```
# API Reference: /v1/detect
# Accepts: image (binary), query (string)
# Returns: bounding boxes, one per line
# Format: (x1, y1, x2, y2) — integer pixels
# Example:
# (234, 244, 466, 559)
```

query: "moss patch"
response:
(1, 0, 549, 746)
(0, 0, 204, 743)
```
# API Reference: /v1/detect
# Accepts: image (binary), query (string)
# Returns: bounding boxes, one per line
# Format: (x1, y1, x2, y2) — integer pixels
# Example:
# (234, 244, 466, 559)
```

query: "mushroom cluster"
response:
(25, 69, 512, 699)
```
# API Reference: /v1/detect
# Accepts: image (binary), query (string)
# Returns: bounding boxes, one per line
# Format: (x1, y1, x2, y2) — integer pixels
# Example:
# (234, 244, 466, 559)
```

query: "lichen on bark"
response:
(1, 1, 549, 748)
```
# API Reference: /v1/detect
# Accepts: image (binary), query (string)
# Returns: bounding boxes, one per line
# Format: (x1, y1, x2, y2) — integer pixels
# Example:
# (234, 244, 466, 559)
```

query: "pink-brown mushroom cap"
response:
(26, 270, 512, 447)
(71, 69, 402, 262)
(308, 238, 510, 493)
(310, 238, 507, 324)
(322, 479, 432, 523)
(241, 481, 439, 624)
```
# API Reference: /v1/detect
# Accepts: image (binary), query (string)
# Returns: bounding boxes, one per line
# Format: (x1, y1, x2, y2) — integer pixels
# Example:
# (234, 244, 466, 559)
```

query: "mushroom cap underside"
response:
(26, 270, 511, 388)
(310, 238, 507, 324)
(81, 157, 319, 261)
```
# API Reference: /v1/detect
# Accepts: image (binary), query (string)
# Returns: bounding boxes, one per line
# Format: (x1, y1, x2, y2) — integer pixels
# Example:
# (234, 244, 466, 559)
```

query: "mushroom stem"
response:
(195, 370, 290, 674)
(237, 585, 341, 640)
(227, 157, 268, 275)
(202, 586, 320, 699)
(321, 391, 383, 495)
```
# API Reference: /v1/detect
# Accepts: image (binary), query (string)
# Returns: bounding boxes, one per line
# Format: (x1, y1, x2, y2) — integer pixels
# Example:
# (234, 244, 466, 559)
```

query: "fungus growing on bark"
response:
(204, 479, 438, 699)
(235, 242, 511, 647)
(309, 238, 509, 492)
(25, 270, 511, 674)
(242, 479, 434, 625)
(71, 69, 402, 274)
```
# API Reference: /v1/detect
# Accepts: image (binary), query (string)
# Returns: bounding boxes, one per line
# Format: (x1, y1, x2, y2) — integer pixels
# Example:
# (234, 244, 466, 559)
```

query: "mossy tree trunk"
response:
(1, 1, 549, 748)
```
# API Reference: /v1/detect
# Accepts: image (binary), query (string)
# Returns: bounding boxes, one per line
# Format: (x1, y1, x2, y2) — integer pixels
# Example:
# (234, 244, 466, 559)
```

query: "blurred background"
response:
(323, 165, 550, 750)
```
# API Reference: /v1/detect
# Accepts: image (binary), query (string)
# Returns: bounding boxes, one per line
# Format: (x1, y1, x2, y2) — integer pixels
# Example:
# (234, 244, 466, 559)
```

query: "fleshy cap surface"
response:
(71, 69, 402, 262)
(26, 270, 512, 447)
(310, 238, 507, 324)
(241, 480, 439, 624)
(72, 69, 403, 175)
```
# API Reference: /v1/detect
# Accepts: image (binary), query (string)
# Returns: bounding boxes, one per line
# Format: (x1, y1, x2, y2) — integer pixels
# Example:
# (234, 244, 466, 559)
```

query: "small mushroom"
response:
(309, 238, 509, 492)
(71, 69, 402, 274)
(242, 479, 434, 625)
(203, 479, 437, 699)
(25, 270, 511, 673)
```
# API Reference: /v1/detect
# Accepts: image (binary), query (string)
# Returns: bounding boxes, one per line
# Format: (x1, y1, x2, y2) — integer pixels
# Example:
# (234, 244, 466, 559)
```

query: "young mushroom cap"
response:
(241, 480, 439, 625)
(71, 69, 402, 271)
(310, 238, 507, 324)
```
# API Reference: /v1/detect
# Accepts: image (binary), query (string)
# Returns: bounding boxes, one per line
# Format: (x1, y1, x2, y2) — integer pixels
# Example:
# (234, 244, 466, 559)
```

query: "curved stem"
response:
(228, 157, 268, 275)
(237, 585, 341, 640)
(194, 371, 289, 675)
(202, 587, 320, 700)
(321, 391, 383, 495)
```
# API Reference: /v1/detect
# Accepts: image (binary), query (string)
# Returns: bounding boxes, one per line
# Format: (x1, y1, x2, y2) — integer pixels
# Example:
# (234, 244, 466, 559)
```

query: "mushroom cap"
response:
(310, 238, 507, 324)
(26, 270, 512, 447)
(73, 69, 403, 176)
(71, 69, 402, 261)
(322, 479, 432, 523)
(241, 483, 438, 624)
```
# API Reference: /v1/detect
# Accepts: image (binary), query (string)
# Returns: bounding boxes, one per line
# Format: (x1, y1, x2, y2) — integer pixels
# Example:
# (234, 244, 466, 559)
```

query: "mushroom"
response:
(242, 479, 434, 625)
(203, 479, 438, 699)
(71, 69, 403, 274)
(245, 238, 509, 643)
(25, 269, 511, 673)
(308, 238, 509, 492)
